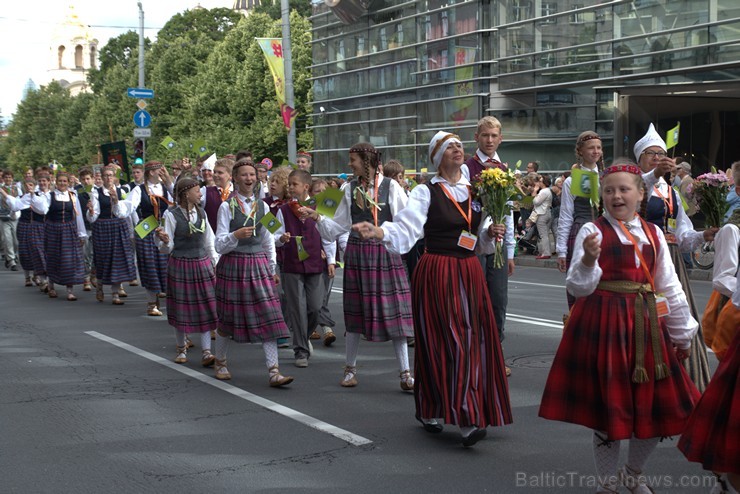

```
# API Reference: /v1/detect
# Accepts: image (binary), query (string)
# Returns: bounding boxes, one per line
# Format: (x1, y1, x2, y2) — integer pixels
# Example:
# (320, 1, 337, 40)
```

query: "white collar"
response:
(603, 210, 641, 229)
(431, 174, 471, 187)
(476, 149, 500, 163)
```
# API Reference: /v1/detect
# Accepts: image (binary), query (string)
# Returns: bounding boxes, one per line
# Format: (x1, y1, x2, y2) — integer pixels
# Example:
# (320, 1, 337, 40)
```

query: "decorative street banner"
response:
(257, 37, 298, 131)
(100, 141, 129, 182)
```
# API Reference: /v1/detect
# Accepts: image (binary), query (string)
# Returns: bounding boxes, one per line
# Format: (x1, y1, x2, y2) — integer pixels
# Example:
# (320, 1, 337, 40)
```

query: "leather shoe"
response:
(417, 417, 443, 434)
(461, 428, 487, 447)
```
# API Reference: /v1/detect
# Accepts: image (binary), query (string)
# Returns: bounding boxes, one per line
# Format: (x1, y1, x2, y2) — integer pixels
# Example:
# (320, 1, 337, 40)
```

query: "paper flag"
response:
(295, 235, 309, 261)
(300, 197, 317, 207)
(259, 211, 282, 234)
(570, 168, 600, 204)
(515, 160, 522, 169)
(316, 187, 344, 219)
(83, 184, 93, 194)
(193, 139, 208, 157)
(665, 122, 680, 150)
(160, 136, 177, 150)
(135, 215, 159, 239)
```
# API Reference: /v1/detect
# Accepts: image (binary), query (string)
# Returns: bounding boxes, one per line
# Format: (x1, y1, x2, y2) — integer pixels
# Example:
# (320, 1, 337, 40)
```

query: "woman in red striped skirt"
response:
(213, 159, 293, 387)
(302, 143, 415, 391)
(156, 178, 218, 367)
(32, 172, 86, 301)
(539, 162, 700, 493)
(351, 131, 512, 447)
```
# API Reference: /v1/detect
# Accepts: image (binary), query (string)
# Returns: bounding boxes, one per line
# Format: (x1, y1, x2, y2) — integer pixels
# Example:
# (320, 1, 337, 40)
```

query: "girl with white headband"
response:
(301, 142, 415, 392)
(351, 131, 513, 447)
(634, 123, 717, 392)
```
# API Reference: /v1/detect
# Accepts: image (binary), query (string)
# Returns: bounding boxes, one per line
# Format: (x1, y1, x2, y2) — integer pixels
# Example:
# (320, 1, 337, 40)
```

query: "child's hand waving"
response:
(582, 232, 601, 267)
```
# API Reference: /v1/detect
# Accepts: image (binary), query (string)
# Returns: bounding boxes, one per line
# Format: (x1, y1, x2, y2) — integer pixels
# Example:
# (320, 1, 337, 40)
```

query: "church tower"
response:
(46, 5, 98, 95)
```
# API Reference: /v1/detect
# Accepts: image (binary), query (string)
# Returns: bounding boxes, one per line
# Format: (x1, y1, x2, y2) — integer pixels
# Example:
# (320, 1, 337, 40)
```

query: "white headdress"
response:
(633, 123, 667, 160)
(201, 153, 217, 171)
(428, 131, 462, 168)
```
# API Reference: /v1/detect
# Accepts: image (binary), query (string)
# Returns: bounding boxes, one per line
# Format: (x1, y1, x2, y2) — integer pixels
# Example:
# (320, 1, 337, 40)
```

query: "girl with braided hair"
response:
(155, 178, 218, 366)
(302, 142, 414, 391)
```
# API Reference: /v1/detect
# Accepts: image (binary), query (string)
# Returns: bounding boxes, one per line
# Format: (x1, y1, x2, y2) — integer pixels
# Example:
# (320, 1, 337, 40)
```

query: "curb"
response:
(513, 256, 713, 281)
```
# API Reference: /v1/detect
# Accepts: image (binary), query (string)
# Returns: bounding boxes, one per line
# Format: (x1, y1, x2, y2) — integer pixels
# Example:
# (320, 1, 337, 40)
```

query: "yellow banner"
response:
(257, 38, 286, 105)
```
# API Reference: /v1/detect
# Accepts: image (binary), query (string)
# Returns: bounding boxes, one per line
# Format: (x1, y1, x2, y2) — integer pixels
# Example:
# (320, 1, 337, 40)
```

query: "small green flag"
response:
(570, 168, 600, 204)
(83, 184, 93, 194)
(316, 187, 344, 219)
(295, 235, 309, 261)
(673, 186, 689, 212)
(160, 136, 177, 150)
(193, 139, 208, 157)
(336, 261, 344, 269)
(514, 160, 522, 170)
(300, 197, 317, 207)
(135, 215, 159, 239)
(259, 211, 282, 234)
(665, 122, 680, 150)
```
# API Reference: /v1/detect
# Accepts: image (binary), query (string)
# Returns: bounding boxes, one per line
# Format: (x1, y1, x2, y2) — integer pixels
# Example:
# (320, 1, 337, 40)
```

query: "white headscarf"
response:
(428, 131, 462, 168)
(633, 123, 667, 160)
(201, 153, 217, 172)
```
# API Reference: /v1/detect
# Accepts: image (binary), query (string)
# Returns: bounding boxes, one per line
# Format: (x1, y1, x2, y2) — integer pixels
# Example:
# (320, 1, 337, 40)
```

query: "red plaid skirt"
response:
(166, 256, 218, 334)
(678, 331, 740, 474)
(539, 289, 700, 440)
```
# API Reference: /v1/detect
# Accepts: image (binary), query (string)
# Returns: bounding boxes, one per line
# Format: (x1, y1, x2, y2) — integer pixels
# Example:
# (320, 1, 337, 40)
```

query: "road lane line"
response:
(510, 280, 566, 289)
(85, 331, 373, 447)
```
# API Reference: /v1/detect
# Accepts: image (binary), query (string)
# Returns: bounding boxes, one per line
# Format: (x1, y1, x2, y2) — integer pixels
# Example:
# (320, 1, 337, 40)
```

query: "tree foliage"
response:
(4, 7, 313, 173)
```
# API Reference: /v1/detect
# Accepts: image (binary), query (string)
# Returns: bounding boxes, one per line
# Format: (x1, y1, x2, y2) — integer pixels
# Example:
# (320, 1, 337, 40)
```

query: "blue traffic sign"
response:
(127, 87, 154, 99)
(133, 110, 151, 128)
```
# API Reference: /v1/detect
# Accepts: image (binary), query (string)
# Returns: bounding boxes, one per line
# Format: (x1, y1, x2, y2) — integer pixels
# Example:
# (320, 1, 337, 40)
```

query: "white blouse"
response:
(214, 192, 276, 274)
(120, 181, 170, 219)
(648, 177, 703, 253)
(274, 207, 338, 265)
(711, 223, 739, 298)
(32, 189, 87, 238)
(157, 207, 218, 264)
(566, 211, 697, 349)
(86, 187, 127, 223)
(379, 175, 495, 256)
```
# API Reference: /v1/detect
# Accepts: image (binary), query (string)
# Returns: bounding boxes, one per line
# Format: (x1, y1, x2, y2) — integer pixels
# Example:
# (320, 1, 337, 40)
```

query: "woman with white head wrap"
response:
(635, 123, 718, 392)
(351, 130, 513, 447)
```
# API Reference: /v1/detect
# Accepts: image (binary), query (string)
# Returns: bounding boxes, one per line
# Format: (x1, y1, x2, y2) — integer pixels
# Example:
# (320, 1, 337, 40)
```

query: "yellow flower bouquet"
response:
(474, 167, 519, 268)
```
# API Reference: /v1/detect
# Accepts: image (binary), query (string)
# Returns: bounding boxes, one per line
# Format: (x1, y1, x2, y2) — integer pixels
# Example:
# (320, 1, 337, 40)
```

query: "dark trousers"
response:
(478, 250, 507, 342)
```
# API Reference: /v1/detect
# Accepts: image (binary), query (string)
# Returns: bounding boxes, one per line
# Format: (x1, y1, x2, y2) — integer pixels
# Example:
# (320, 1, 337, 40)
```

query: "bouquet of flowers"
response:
(691, 169, 731, 228)
(474, 166, 520, 268)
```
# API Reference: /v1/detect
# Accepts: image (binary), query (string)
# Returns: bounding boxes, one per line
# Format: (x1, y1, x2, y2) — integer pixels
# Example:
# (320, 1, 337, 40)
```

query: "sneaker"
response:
(295, 356, 308, 368)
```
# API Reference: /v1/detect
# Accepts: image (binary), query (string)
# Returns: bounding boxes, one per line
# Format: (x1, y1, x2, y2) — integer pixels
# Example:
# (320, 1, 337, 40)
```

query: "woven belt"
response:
(597, 280, 670, 383)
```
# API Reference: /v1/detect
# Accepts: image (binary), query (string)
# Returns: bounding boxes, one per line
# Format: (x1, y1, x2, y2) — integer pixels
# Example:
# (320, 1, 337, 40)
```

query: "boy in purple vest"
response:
(274, 169, 336, 368)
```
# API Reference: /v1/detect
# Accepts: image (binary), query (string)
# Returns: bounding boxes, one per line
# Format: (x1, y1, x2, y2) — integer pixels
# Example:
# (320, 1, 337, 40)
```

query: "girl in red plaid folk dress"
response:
(539, 162, 700, 493)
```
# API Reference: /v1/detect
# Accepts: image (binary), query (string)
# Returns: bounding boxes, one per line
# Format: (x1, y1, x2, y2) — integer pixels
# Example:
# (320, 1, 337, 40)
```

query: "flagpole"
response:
(281, 0, 297, 163)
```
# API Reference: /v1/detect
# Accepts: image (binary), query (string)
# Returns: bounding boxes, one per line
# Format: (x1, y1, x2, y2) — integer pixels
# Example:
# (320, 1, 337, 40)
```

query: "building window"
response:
(570, 5, 585, 24)
(511, 0, 531, 22)
(541, 2, 557, 23)
(75, 45, 83, 68)
(58, 45, 65, 69)
(540, 41, 557, 67)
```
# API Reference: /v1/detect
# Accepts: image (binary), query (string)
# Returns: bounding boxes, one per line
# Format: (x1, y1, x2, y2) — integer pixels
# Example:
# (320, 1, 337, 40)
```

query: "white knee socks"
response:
(263, 340, 279, 368)
(592, 431, 620, 490)
(626, 436, 659, 473)
(215, 332, 229, 361)
(345, 332, 361, 367)
(174, 330, 186, 348)
(200, 331, 211, 351)
(393, 337, 410, 371)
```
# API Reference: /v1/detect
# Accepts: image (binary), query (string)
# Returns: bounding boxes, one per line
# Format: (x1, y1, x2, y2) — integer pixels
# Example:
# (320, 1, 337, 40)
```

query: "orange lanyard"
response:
(439, 183, 472, 231)
(653, 184, 673, 216)
(617, 217, 658, 289)
(235, 195, 258, 220)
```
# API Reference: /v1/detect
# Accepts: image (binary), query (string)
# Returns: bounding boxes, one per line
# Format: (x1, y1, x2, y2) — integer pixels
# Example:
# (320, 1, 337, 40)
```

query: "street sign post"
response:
(136, 99, 147, 110)
(127, 87, 154, 99)
(133, 110, 152, 128)
(134, 128, 152, 138)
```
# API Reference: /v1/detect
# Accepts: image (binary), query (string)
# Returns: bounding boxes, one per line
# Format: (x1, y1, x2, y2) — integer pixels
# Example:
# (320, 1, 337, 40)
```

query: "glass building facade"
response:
(309, 0, 740, 174)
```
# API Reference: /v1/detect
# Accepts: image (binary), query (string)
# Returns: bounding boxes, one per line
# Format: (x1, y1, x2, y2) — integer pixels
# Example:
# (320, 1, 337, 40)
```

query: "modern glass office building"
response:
(309, 0, 740, 174)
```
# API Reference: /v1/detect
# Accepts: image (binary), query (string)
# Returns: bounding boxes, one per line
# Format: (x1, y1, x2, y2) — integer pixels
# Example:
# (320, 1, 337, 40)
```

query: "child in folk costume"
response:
(635, 123, 716, 391)
(86, 166, 137, 305)
(302, 142, 415, 390)
(539, 161, 701, 494)
(200, 157, 233, 234)
(678, 267, 740, 494)
(156, 178, 218, 367)
(121, 162, 174, 316)
(352, 131, 512, 447)
(273, 169, 336, 368)
(28, 174, 51, 291)
(32, 172, 87, 301)
(213, 159, 293, 387)
(701, 208, 740, 361)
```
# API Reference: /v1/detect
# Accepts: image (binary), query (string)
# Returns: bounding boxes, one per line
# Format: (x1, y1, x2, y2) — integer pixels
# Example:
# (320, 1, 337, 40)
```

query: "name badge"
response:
(457, 230, 477, 251)
(667, 218, 677, 233)
(655, 294, 670, 318)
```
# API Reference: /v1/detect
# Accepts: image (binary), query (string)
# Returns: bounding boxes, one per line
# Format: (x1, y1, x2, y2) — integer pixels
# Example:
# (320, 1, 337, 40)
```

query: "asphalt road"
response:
(0, 265, 718, 493)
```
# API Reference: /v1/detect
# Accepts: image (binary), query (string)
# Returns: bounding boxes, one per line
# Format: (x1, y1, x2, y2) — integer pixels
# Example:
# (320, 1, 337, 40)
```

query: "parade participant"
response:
(200, 158, 233, 234)
(0, 170, 19, 271)
(725, 161, 740, 221)
(701, 208, 740, 361)
(274, 169, 336, 367)
(126, 161, 145, 192)
(302, 142, 414, 391)
(296, 151, 312, 171)
(540, 160, 700, 494)
(198, 157, 215, 187)
(3, 178, 39, 286)
(28, 174, 51, 291)
(213, 159, 293, 387)
(309, 178, 338, 346)
(462, 116, 515, 376)
(86, 166, 137, 305)
(256, 158, 271, 198)
(352, 131, 512, 447)
(156, 178, 218, 366)
(635, 123, 716, 392)
(121, 162, 174, 316)
(76, 168, 95, 291)
(32, 172, 87, 301)
(556, 131, 603, 307)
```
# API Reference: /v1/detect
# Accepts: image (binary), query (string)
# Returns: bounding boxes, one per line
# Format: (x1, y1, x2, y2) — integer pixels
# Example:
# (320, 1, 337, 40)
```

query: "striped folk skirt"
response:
(92, 217, 137, 285)
(668, 243, 712, 392)
(678, 330, 740, 474)
(44, 221, 85, 286)
(215, 251, 289, 343)
(26, 221, 47, 275)
(166, 256, 218, 334)
(16, 219, 35, 272)
(539, 288, 701, 440)
(134, 233, 168, 293)
(342, 237, 413, 341)
(412, 253, 513, 428)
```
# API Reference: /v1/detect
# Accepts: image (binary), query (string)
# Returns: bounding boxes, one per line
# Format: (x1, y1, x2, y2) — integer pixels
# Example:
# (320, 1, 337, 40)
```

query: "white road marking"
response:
(85, 331, 373, 447)
(510, 280, 566, 289)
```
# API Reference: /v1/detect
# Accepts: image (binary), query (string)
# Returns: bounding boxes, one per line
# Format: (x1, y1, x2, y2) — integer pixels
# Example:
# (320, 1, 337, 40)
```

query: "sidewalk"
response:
(513, 254, 713, 281)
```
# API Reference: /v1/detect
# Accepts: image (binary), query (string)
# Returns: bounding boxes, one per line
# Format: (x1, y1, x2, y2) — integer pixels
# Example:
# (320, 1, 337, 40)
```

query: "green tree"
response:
(254, 0, 312, 20)
(88, 31, 150, 93)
